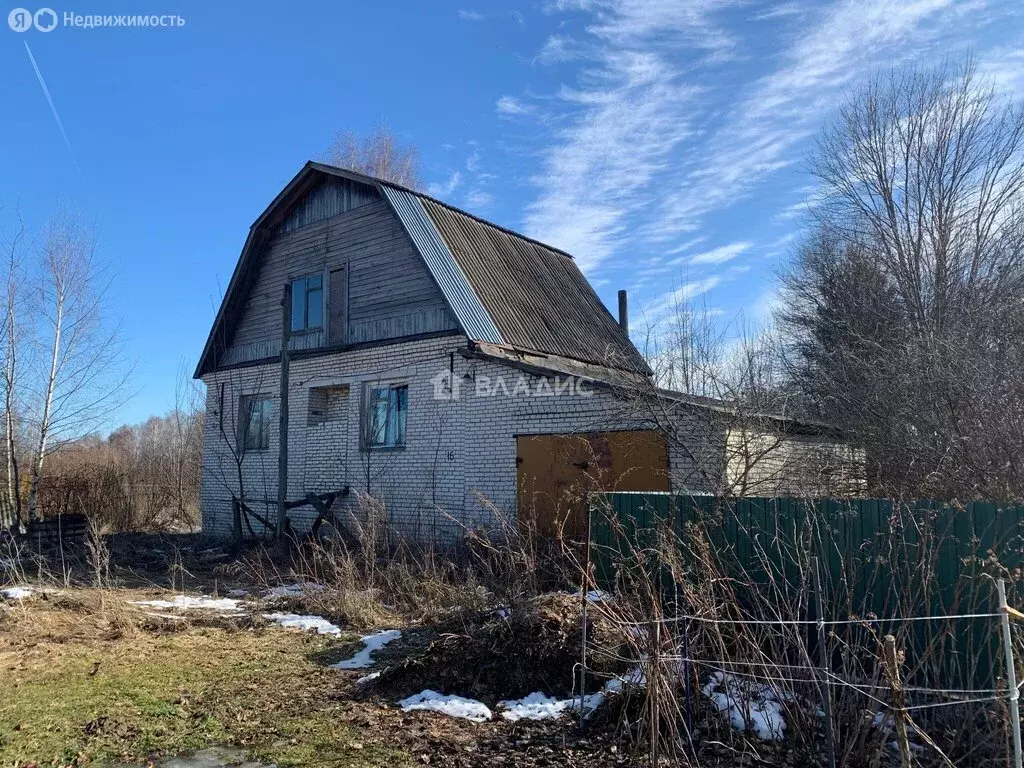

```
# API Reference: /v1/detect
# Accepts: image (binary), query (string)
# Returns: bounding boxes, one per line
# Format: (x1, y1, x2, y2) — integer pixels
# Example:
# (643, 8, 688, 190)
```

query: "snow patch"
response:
(131, 595, 242, 613)
(399, 690, 493, 722)
(499, 692, 574, 721)
(262, 612, 342, 635)
(356, 671, 381, 685)
(701, 671, 787, 741)
(572, 667, 645, 717)
(1, 586, 34, 600)
(331, 629, 401, 669)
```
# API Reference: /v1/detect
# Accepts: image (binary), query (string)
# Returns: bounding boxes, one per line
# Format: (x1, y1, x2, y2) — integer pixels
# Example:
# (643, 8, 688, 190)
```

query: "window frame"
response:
(239, 394, 272, 452)
(364, 382, 408, 451)
(290, 273, 324, 333)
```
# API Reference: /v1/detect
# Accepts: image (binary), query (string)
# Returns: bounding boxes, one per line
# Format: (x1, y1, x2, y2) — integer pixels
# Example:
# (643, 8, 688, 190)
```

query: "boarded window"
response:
(328, 266, 347, 345)
(239, 394, 272, 451)
(290, 274, 323, 332)
(366, 384, 407, 448)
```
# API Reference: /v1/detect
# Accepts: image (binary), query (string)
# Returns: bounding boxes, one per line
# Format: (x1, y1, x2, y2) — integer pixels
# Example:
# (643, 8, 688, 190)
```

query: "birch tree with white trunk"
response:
(0, 220, 26, 531)
(25, 211, 129, 523)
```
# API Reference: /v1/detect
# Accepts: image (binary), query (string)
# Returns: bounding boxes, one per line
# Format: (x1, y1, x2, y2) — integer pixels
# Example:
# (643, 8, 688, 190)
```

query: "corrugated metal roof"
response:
(196, 161, 652, 378)
(381, 186, 502, 345)
(416, 196, 651, 374)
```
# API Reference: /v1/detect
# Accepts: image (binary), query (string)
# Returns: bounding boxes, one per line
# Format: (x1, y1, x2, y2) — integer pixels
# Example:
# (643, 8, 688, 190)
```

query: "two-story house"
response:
(195, 162, 859, 543)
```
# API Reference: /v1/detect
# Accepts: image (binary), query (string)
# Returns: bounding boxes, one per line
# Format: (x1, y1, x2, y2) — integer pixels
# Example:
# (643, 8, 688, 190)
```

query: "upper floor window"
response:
(367, 384, 407, 449)
(290, 274, 323, 332)
(240, 394, 272, 451)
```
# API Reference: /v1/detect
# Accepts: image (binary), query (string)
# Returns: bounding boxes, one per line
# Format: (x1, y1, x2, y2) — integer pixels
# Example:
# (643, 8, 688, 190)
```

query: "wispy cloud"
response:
(428, 171, 462, 198)
(458, 9, 485, 21)
(494, 0, 1015, 321)
(650, 0, 987, 240)
(643, 275, 723, 319)
(979, 44, 1024, 94)
(463, 189, 495, 209)
(496, 95, 533, 116)
(505, 0, 738, 272)
(535, 34, 584, 64)
(689, 241, 752, 265)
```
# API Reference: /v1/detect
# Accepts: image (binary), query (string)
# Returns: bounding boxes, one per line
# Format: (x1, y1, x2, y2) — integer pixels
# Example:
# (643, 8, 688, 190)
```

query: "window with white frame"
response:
(290, 274, 323, 332)
(239, 394, 272, 451)
(366, 384, 407, 448)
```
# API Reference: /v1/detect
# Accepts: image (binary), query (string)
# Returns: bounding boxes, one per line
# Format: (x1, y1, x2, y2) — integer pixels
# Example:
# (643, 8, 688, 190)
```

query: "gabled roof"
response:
(195, 162, 650, 377)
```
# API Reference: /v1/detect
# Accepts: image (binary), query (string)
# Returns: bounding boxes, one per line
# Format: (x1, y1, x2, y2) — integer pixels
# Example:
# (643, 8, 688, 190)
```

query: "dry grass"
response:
(0, 587, 397, 767)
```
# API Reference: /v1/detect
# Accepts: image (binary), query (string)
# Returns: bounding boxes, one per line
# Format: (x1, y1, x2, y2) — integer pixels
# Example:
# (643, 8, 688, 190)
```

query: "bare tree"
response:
(322, 120, 422, 189)
(0, 218, 26, 531)
(169, 361, 204, 527)
(25, 210, 130, 522)
(625, 293, 863, 498)
(780, 58, 1024, 500)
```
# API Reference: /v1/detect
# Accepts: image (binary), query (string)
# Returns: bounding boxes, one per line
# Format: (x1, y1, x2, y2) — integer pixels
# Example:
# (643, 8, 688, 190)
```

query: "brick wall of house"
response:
(199, 335, 719, 543)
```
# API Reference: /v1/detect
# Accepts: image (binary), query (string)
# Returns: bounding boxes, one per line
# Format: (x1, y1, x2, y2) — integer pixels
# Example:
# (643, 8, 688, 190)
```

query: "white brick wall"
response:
(200, 335, 718, 543)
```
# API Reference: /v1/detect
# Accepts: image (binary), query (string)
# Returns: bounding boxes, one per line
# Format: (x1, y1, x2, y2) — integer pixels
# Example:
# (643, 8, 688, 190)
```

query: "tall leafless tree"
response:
(779, 59, 1024, 500)
(25, 210, 130, 523)
(322, 120, 422, 189)
(0, 218, 26, 530)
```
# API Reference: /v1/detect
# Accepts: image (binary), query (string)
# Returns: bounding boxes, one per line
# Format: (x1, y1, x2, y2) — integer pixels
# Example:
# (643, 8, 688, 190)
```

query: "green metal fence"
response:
(590, 493, 1024, 687)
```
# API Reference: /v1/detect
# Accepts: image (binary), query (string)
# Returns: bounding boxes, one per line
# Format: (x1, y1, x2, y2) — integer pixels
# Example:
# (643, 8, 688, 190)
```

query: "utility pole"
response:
(276, 283, 291, 543)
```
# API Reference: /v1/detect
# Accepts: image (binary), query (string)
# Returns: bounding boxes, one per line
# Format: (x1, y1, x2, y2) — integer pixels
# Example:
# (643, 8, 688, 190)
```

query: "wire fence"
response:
(576, 492, 1024, 767)
(577, 581, 1024, 768)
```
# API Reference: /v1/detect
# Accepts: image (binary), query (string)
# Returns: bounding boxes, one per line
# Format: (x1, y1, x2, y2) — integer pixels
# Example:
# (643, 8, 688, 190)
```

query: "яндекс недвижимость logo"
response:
(8, 7, 57, 31)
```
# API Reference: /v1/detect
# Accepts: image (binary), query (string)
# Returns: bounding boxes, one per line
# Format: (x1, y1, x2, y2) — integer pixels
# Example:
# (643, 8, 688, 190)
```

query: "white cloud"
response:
(689, 241, 752, 265)
(535, 34, 583, 64)
(644, 275, 723, 318)
(496, 95, 532, 115)
(555, 0, 740, 57)
(498, 0, 1013, 299)
(458, 9, 485, 21)
(748, 287, 783, 324)
(649, 0, 992, 240)
(979, 45, 1024, 95)
(519, 43, 706, 270)
(428, 171, 462, 198)
(463, 189, 495, 209)
(664, 236, 707, 255)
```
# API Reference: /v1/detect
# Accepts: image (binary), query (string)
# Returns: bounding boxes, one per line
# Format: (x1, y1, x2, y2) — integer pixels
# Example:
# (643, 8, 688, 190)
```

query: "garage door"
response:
(516, 430, 670, 539)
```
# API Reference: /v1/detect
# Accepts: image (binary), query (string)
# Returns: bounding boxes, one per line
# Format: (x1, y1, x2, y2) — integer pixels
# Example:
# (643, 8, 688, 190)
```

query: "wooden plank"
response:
(225, 199, 455, 359)
(328, 266, 347, 346)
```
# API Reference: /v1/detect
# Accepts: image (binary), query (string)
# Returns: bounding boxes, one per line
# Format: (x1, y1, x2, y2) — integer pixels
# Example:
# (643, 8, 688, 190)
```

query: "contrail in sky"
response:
(23, 40, 84, 180)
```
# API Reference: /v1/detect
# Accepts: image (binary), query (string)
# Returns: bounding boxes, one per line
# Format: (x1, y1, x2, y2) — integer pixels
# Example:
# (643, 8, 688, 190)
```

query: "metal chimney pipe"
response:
(617, 289, 628, 336)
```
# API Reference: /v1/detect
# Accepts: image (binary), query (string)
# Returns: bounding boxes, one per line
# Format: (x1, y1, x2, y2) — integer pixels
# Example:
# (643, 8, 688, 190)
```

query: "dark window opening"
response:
(290, 274, 323, 332)
(240, 394, 272, 451)
(367, 384, 407, 448)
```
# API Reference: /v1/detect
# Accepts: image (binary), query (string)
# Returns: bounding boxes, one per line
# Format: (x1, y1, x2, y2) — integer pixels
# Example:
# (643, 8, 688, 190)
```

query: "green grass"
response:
(0, 614, 405, 767)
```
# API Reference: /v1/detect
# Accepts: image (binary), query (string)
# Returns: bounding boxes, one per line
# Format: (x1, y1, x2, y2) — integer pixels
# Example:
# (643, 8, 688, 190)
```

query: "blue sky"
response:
(2, 0, 1022, 428)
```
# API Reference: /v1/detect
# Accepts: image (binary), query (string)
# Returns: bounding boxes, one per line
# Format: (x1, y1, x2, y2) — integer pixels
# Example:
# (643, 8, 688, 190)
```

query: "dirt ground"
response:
(0, 535, 652, 768)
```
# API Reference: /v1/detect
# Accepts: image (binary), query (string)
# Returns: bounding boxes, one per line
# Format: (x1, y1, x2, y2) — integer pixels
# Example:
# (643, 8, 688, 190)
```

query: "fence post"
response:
(998, 579, 1023, 768)
(882, 635, 912, 768)
(812, 556, 837, 768)
(578, 489, 591, 728)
